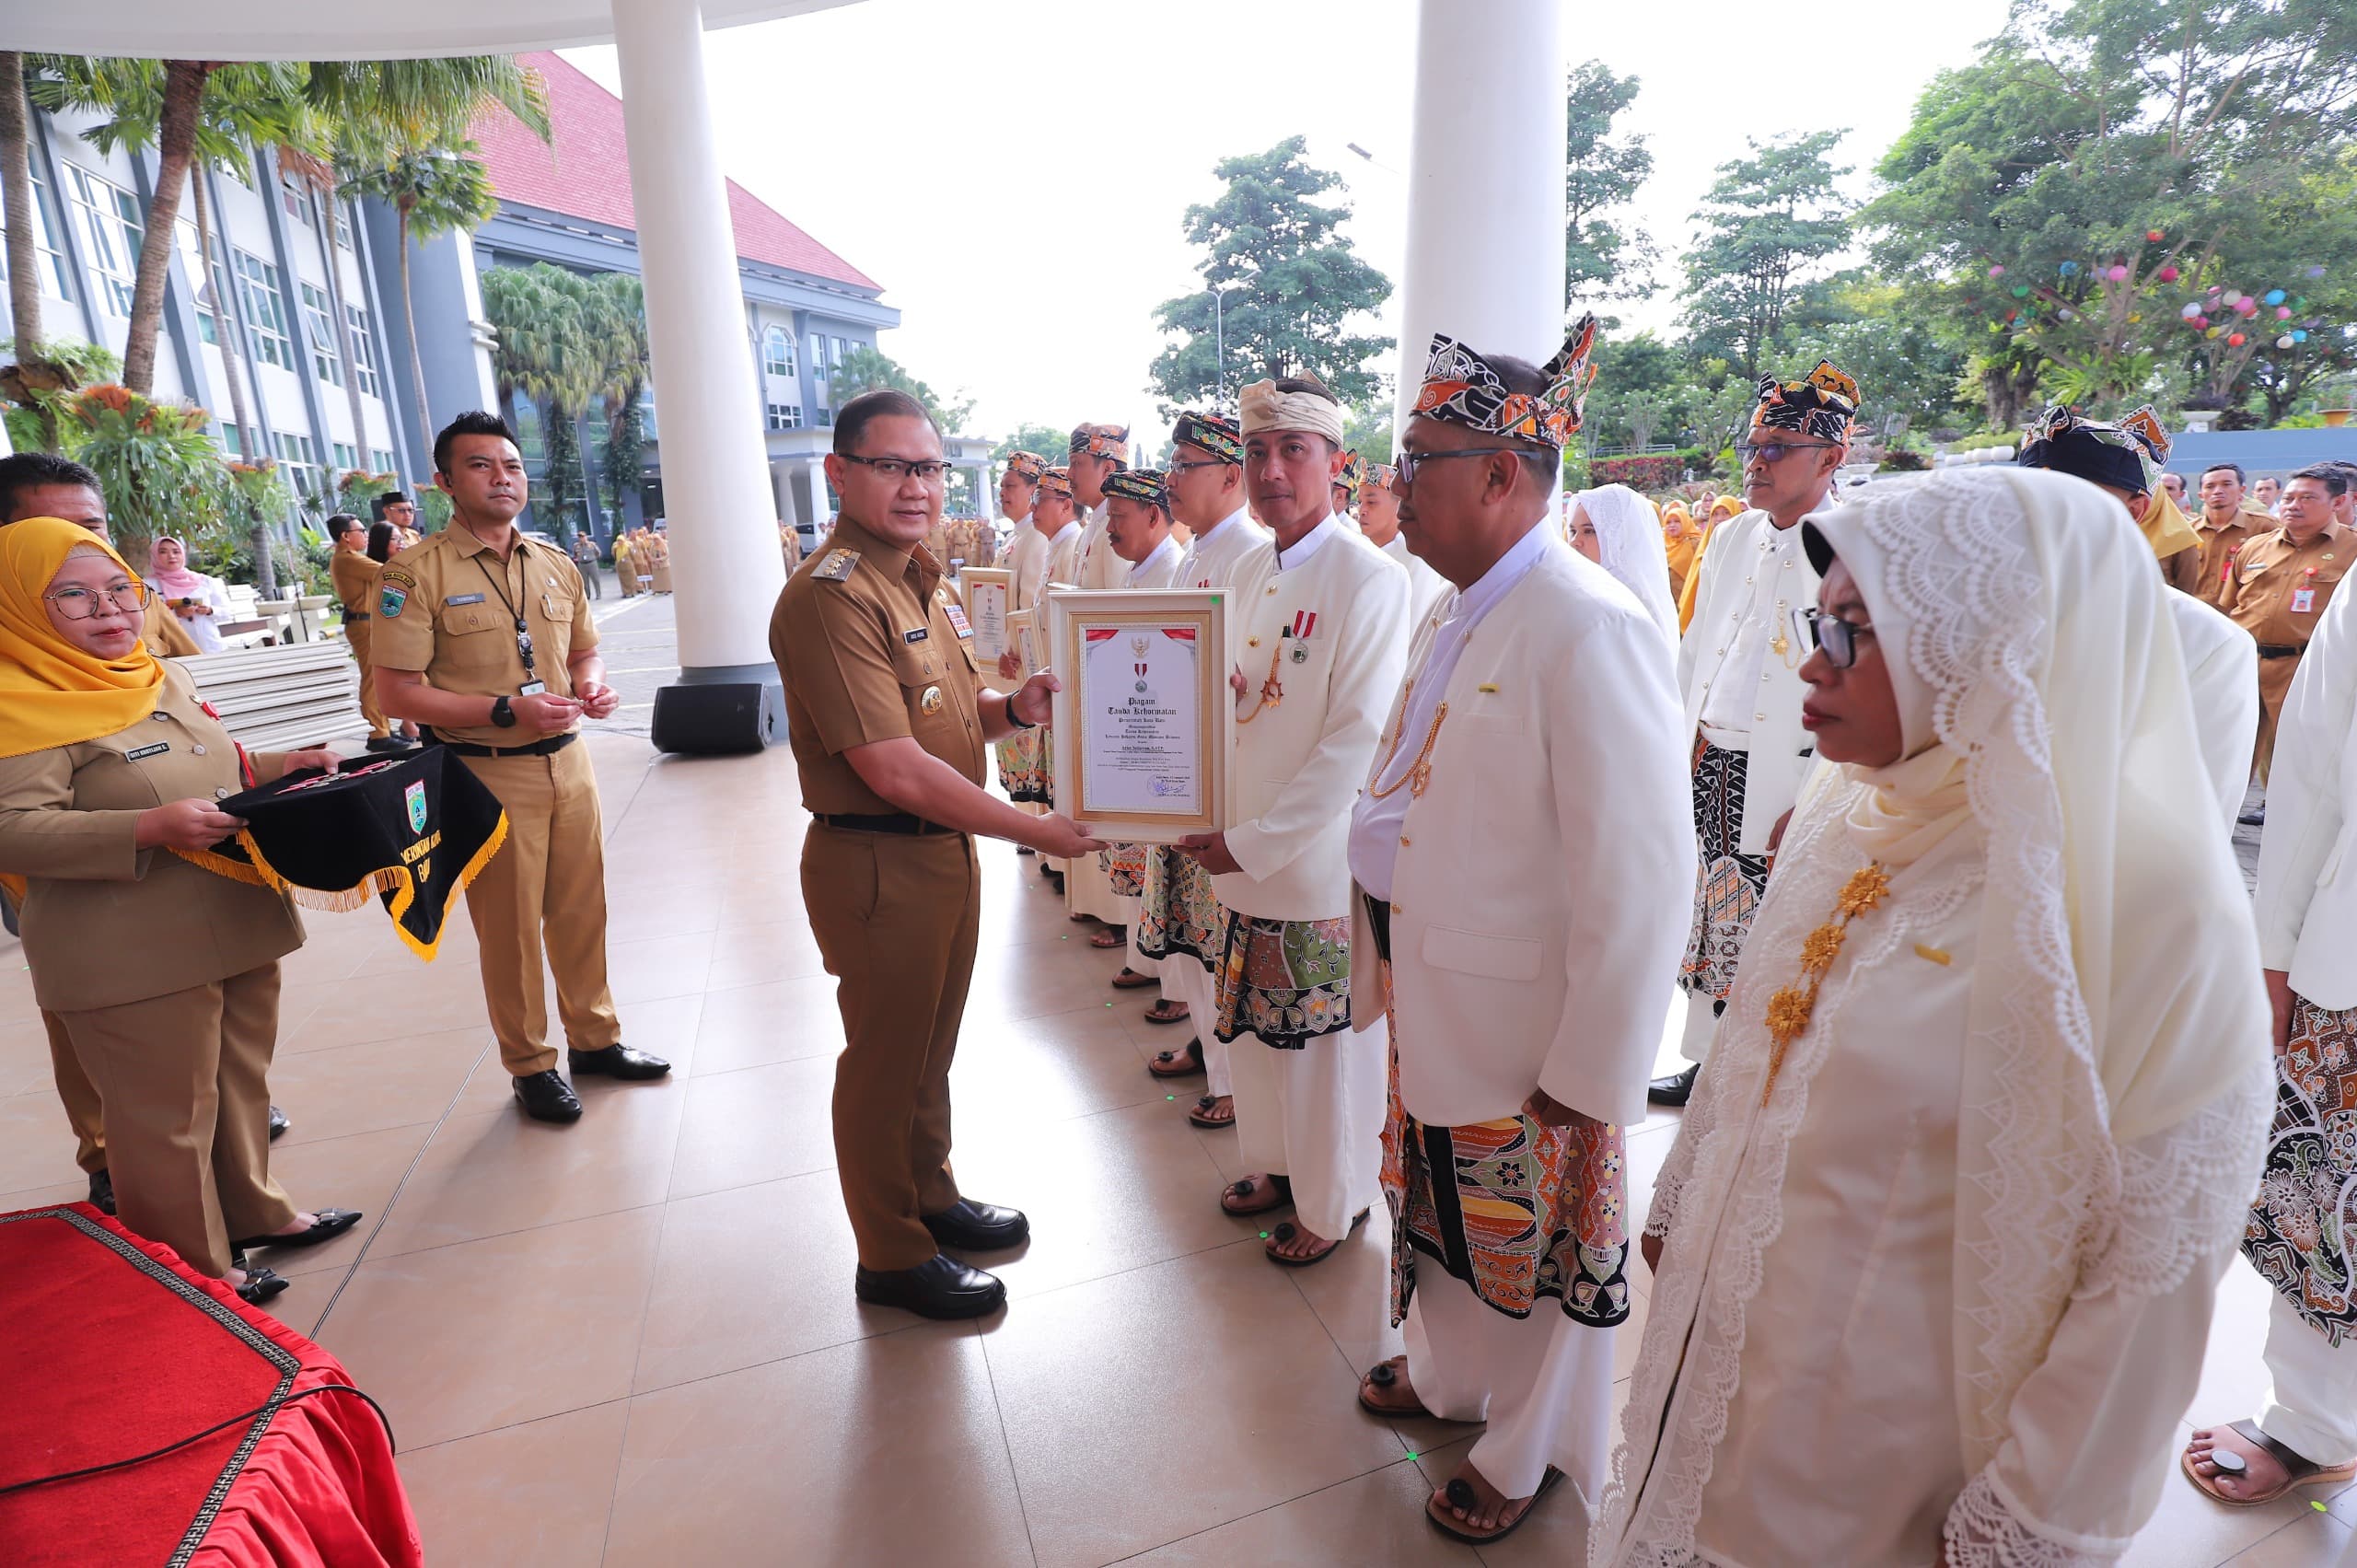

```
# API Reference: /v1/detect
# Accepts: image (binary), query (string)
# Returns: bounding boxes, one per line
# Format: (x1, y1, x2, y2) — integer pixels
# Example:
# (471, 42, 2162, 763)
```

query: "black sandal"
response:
(1359, 1356, 1429, 1418)
(1219, 1173, 1291, 1215)
(1147, 1040, 1205, 1079)
(1188, 1094, 1233, 1129)
(1142, 1000, 1190, 1026)
(234, 1207, 363, 1252)
(1427, 1465, 1563, 1545)
(1265, 1207, 1370, 1268)
(228, 1251, 291, 1307)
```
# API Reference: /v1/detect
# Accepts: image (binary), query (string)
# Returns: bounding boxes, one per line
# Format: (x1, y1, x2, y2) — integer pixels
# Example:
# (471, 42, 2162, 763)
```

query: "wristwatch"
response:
(491, 695, 517, 729)
(1005, 691, 1037, 730)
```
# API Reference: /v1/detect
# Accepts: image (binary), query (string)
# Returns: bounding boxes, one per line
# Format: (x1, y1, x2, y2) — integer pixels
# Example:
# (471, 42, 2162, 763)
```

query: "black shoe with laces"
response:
(87, 1167, 115, 1215)
(512, 1069, 584, 1123)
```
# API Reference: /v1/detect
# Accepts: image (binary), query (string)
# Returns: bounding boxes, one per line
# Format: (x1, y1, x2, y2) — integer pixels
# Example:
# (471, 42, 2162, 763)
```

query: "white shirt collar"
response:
(1450, 519, 1552, 626)
(1044, 520, 1081, 546)
(1193, 505, 1249, 548)
(1129, 534, 1183, 584)
(1274, 513, 1340, 572)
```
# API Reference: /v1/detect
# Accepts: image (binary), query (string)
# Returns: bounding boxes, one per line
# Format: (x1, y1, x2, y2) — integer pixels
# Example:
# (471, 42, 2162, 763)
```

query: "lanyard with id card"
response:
(475, 558, 548, 695)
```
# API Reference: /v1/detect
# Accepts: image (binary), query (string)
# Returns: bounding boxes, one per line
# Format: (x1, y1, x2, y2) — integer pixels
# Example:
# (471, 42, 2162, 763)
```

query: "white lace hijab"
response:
(1805, 466, 2269, 1463)
(1573, 484, 1679, 647)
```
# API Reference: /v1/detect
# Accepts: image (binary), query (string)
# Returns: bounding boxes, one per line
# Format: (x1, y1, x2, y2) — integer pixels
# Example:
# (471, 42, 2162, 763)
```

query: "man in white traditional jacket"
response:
(1021, 468, 1086, 888)
(1358, 461, 1449, 630)
(1064, 424, 1132, 926)
(1350, 319, 1693, 1544)
(1096, 468, 1190, 1005)
(992, 451, 1050, 835)
(1651, 361, 1856, 1108)
(1140, 412, 1274, 1123)
(1178, 376, 1409, 1262)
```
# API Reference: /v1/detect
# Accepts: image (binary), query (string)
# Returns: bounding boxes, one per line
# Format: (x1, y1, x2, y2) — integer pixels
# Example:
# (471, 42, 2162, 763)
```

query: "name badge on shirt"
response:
(447, 592, 486, 607)
(903, 627, 929, 645)
(2292, 588, 2316, 614)
(944, 604, 972, 639)
(519, 680, 548, 696)
(126, 742, 169, 762)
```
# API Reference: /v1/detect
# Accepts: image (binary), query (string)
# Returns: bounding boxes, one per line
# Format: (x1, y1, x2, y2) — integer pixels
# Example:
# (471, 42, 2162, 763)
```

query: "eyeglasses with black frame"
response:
(1394, 447, 1530, 485)
(839, 454, 954, 484)
(1736, 438, 1841, 467)
(1167, 457, 1228, 475)
(1791, 606, 1875, 669)
(45, 580, 155, 620)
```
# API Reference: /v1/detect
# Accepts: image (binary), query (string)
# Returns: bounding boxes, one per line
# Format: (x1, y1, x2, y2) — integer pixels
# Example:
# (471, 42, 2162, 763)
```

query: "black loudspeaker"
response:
(650, 681, 784, 754)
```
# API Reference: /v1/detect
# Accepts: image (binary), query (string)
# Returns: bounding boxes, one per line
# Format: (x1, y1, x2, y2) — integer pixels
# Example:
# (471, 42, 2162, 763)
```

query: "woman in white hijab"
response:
(1591, 467, 2272, 1567)
(1568, 484, 1678, 647)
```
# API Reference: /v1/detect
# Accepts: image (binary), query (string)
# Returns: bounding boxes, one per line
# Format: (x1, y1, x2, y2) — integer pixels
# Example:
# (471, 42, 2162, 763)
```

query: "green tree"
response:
(993, 424, 1068, 464)
(338, 140, 501, 449)
(480, 262, 593, 541)
(1338, 404, 1392, 465)
(1678, 130, 1853, 380)
(1563, 60, 1655, 307)
(591, 273, 648, 532)
(1148, 137, 1393, 412)
(829, 343, 973, 435)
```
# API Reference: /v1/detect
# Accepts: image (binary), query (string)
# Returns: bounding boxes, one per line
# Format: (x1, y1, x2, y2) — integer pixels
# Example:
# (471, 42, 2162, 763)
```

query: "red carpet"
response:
(0, 1203, 421, 1567)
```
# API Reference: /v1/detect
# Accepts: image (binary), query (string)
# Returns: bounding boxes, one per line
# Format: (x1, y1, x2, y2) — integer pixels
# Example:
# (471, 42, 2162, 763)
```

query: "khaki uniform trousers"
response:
(60, 962, 296, 1277)
(347, 621, 389, 738)
(2255, 651, 2302, 785)
(458, 740, 622, 1075)
(43, 1007, 106, 1174)
(803, 823, 980, 1271)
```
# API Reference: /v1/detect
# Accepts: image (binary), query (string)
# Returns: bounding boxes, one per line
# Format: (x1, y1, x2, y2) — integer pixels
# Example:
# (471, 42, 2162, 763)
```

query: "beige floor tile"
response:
(601, 930, 716, 1005)
(366, 1077, 685, 1260)
(0, 1176, 92, 1213)
(702, 916, 832, 992)
(603, 1324, 1031, 1568)
(265, 1026, 488, 1146)
(294, 967, 512, 1050)
(664, 1053, 841, 1199)
(2210, 1513, 2354, 1566)
(0, 1085, 84, 1192)
(967, 932, 1158, 1024)
(950, 1003, 1171, 1129)
(1405, 1431, 1596, 1567)
(447, 993, 707, 1115)
(2124, 1426, 2338, 1566)
(597, 877, 733, 946)
(396, 1399, 631, 1568)
(691, 971, 845, 1075)
(982, 1242, 1405, 1568)
(0, 1012, 52, 1098)
(255, 1121, 438, 1283)
(2183, 1262, 2291, 1437)
(316, 1206, 662, 1450)
(1126, 1459, 1479, 1565)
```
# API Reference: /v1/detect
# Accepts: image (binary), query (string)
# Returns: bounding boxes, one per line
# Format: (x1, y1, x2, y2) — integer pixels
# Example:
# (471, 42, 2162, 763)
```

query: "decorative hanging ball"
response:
(2293, 330, 2309, 343)
(2011, 285, 2030, 297)
(2181, 302, 2203, 319)
(2105, 264, 2130, 282)
(2228, 332, 2246, 346)
(2278, 306, 2293, 319)
(2208, 283, 2223, 294)
(2146, 229, 2165, 242)
(2307, 265, 2328, 278)
(2264, 289, 2286, 305)
(2279, 335, 2297, 349)
(2206, 326, 2223, 339)
(2056, 308, 2075, 321)
(2059, 261, 2079, 275)
(1988, 264, 2005, 277)
(2156, 265, 2179, 283)
(2195, 316, 2212, 329)
(2128, 312, 2142, 323)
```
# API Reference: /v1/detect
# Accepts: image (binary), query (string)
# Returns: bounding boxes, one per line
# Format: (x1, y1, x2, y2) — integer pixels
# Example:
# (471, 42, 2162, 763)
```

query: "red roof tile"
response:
(471, 52, 879, 294)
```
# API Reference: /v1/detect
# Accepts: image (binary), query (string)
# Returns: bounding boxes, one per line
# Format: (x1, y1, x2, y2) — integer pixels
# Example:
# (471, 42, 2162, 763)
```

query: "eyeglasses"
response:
(1736, 439, 1840, 467)
(1394, 447, 1527, 485)
(1791, 607, 1874, 669)
(46, 581, 154, 620)
(840, 454, 953, 484)
(1167, 457, 1227, 475)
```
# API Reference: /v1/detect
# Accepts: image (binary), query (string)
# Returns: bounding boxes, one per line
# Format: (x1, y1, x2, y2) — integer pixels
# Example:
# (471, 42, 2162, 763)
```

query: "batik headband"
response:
(2015, 403, 2170, 494)
(1171, 410, 1243, 465)
(1363, 462, 1397, 489)
(1333, 451, 1367, 492)
(1004, 450, 1046, 482)
(1071, 427, 1129, 460)
(1750, 360, 1860, 443)
(1039, 466, 1073, 500)
(1102, 468, 1169, 511)
(1409, 313, 1599, 449)
(1237, 377, 1347, 444)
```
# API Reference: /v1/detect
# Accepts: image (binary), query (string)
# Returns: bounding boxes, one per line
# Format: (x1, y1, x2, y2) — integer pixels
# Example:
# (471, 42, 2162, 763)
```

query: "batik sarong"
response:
(1678, 739, 1770, 1006)
(1104, 842, 1148, 899)
(1211, 911, 1352, 1049)
(2245, 997, 2357, 1345)
(1001, 725, 1051, 805)
(1379, 1012, 1631, 1328)
(1137, 847, 1223, 969)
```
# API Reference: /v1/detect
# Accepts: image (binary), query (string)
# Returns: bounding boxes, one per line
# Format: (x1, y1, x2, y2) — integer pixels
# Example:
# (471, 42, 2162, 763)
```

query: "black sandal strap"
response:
(1270, 1222, 1296, 1243)
(1367, 1362, 1397, 1388)
(2230, 1420, 2326, 1480)
(1445, 1479, 1478, 1512)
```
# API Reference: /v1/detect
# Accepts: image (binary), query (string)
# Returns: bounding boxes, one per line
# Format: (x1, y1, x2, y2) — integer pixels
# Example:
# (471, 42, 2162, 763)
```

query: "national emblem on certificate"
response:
(1047, 589, 1231, 841)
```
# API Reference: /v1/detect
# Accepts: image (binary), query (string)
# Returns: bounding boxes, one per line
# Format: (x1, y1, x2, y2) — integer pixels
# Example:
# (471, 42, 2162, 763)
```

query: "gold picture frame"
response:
(1046, 588, 1232, 842)
(958, 567, 1016, 691)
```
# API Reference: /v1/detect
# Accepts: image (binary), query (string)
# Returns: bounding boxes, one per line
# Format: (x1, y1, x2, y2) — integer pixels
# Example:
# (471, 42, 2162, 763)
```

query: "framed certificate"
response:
(1047, 588, 1232, 842)
(960, 567, 1015, 690)
(1004, 608, 1036, 672)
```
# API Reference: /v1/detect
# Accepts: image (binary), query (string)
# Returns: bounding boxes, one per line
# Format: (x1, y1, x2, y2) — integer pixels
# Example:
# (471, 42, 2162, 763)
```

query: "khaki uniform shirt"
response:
(331, 548, 378, 620)
(0, 663, 302, 1010)
(2218, 522, 2351, 652)
(2179, 505, 2269, 604)
(771, 514, 988, 817)
(369, 525, 598, 745)
(140, 595, 200, 658)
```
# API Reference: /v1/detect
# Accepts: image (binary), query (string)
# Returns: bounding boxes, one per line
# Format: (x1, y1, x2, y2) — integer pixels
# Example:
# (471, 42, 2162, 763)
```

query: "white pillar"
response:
(1392, 0, 1568, 436)
(612, 0, 784, 680)
(806, 457, 830, 533)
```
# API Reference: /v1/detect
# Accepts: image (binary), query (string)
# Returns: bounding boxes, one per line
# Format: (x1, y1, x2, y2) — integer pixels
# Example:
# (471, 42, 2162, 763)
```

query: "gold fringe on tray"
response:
(168, 810, 510, 964)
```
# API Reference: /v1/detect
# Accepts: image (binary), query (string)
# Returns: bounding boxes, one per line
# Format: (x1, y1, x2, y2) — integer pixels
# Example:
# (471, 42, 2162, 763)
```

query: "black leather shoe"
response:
(854, 1254, 1006, 1319)
(568, 1044, 671, 1081)
(2238, 804, 2266, 827)
(1648, 1063, 1700, 1107)
(268, 1104, 290, 1140)
(363, 735, 415, 753)
(230, 1254, 291, 1307)
(923, 1198, 1030, 1251)
(234, 1207, 363, 1252)
(513, 1070, 584, 1122)
(87, 1167, 115, 1215)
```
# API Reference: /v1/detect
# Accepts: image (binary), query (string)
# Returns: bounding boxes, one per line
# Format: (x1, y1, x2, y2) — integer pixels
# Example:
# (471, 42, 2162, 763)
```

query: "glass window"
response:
(0, 163, 75, 304)
(234, 250, 295, 371)
(333, 202, 354, 251)
(333, 441, 357, 469)
(510, 399, 547, 464)
(64, 165, 143, 318)
(300, 282, 342, 386)
(281, 174, 314, 227)
(814, 406, 833, 429)
(221, 422, 242, 457)
(372, 447, 396, 470)
(762, 324, 795, 377)
(343, 302, 379, 398)
(274, 431, 320, 498)
(766, 401, 802, 431)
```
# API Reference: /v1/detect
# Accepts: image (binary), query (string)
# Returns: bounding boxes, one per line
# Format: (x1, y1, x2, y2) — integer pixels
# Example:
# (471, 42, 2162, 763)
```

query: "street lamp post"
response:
(1209, 283, 1241, 407)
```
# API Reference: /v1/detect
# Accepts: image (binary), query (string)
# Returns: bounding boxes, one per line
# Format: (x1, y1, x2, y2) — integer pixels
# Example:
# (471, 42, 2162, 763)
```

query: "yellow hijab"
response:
(2138, 484, 2201, 564)
(0, 516, 166, 761)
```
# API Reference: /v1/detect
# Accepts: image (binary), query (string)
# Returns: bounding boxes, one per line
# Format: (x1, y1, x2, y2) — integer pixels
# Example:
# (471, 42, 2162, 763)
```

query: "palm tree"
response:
(1, 52, 45, 389)
(591, 272, 648, 533)
(338, 142, 496, 454)
(480, 261, 596, 539)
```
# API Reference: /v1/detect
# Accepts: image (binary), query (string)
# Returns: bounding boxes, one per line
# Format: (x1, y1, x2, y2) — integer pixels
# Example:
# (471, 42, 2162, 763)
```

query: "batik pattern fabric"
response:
(1379, 1009, 1632, 1328)
(1101, 468, 1168, 509)
(1679, 739, 1771, 1006)
(2244, 996, 2357, 1345)
(2016, 402, 2169, 495)
(1212, 911, 1353, 1049)
(1103, 842, 1149, 898)
(1137, 847, 1223, 969)
(1410, 314, 1599, 450)
(1004, 450, 1046, 482)
(1751, 359, 1861, 443)
(1173, 411, 1243, 465)
(994, 727, 1040, 801)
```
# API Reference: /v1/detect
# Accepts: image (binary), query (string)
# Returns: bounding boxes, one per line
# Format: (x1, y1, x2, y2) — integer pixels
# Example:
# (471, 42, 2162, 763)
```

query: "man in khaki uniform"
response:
(2174, 461, 2273, 601)
(2218, 465, 2352, 789)
(374, 412, 668, 1124)
(329, 514, 411, 752)
(772, 389, 1102, 1321)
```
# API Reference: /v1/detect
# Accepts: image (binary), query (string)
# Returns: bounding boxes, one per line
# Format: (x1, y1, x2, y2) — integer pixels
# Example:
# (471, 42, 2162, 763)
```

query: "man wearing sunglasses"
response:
(1651, 361, 1858, 1107)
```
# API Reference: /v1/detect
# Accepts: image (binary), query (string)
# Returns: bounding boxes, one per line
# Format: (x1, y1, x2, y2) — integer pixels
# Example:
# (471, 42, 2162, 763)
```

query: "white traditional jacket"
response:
(1076, 503, 1124, 591)
(1125, 533, 1186, 590)
(1348, 537, 1693, 1127)
(1178, 508, 1276, 661)
(1214, 517, 1409, 922)
(1380, 532, 1451, 633)
(2256, 578, 2357, 1008)
(2169, 592, 2259, 828)
(1005, 521, 1049, 614)
(1040, 520, 1083, 592)
(1677, 509, 1821, 854)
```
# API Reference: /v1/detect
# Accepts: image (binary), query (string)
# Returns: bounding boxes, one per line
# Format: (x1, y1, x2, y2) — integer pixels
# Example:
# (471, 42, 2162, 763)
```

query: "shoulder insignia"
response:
(380, 582, 409, 618)
(379, 564, 417, 590)
(813, 549, 861, 583)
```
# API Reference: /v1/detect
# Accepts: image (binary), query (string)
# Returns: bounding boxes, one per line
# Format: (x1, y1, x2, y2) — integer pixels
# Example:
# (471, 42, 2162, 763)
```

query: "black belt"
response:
(2258, 644, 2305, 659)
(429, 730, 577, 759)
(814, 811, 955, 836)
(343, 611, 368, 622)
(1364, 894, 1392, 964)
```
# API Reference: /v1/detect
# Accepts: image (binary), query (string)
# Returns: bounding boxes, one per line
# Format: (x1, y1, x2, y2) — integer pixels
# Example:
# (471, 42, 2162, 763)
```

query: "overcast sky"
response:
(565, 0, 2014, 439)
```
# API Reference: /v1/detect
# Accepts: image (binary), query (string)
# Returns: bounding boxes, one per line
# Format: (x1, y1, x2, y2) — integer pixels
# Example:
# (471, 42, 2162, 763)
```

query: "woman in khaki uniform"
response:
(647, 528, 673, 594)
(0, 517, 359, 1305)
